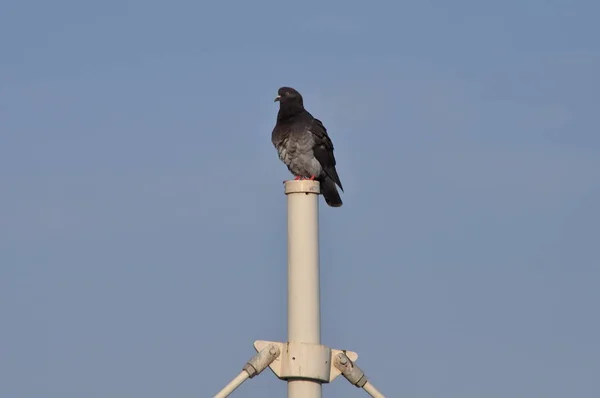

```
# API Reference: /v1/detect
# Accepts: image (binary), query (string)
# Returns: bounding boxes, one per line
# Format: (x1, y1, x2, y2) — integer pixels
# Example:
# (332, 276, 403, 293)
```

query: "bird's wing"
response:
(310, 118, 343, 191)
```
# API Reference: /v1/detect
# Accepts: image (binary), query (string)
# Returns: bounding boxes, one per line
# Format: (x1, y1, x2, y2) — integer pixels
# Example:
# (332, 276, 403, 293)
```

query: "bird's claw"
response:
(284, 176, 305, 184)
(283, 175, 317, 184)
(292, 175, 316, 181)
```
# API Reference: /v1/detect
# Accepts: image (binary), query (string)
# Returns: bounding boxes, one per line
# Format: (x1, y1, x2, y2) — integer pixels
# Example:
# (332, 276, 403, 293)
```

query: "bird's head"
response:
(274, 87, 303, 106)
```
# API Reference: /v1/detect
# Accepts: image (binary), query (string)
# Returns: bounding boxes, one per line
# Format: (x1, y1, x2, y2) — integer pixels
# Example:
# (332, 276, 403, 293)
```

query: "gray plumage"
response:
(272, 86, 344, 207)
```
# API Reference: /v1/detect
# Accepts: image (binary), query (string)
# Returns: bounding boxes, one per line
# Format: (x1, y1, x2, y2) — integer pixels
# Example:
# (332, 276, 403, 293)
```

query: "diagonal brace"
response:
(334, 352, 386, 398)
(213, 343, 281, 398)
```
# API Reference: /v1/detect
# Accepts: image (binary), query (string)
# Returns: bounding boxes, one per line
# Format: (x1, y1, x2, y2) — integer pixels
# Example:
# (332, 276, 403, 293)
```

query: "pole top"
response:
(284, 180, 321, 195)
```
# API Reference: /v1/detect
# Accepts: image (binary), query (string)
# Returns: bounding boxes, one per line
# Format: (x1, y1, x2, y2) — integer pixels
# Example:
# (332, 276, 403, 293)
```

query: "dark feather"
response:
(310, 118, 343, 192)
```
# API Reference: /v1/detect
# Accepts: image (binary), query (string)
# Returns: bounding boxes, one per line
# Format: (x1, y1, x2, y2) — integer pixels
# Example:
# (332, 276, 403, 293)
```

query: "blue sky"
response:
(1, 1, 599, 397)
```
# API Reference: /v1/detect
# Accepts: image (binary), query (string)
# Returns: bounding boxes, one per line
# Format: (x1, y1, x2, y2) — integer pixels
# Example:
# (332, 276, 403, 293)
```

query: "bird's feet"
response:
(283, 176, 302, 184)
(283, 175, 317, 183)
(295, 175, 317, 180)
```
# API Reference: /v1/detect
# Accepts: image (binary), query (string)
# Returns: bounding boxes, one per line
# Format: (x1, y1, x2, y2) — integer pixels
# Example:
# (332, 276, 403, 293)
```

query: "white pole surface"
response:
(285, 180, 322, 398)
(213, 371, 249, 398)
(363, 381, 386, 398)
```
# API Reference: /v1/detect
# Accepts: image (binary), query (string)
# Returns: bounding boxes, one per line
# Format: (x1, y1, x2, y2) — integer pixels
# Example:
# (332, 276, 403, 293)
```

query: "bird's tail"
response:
(321, 177, 343, 207)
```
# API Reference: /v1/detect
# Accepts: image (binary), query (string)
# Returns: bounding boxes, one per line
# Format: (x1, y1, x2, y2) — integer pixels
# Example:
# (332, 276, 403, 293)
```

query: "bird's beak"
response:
(274, 95, 281, 102)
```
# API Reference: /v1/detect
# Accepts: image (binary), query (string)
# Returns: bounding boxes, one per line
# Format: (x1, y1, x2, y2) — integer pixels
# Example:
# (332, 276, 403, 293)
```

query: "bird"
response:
(272, 86, 344, 207)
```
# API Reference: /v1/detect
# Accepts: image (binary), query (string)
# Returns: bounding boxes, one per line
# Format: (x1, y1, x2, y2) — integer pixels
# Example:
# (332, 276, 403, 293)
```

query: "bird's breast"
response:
(277, 138, 293, 165)
(277, 133, 313, 164)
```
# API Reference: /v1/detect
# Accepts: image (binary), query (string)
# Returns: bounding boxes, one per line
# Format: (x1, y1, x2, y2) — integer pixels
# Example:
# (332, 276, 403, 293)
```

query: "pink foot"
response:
(285, 176, 316, 182)
(284, 176, 303, 184)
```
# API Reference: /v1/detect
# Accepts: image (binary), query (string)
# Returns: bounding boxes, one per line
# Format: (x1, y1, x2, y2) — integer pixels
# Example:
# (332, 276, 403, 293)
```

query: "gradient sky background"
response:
(1, 1, 599, 397)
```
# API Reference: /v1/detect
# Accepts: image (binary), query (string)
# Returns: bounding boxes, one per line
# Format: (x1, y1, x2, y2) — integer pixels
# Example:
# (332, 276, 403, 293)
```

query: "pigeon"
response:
(272, 86, 344, 207)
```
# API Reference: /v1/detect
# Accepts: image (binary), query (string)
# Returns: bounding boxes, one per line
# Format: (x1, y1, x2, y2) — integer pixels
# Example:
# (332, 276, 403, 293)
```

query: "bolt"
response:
(339, 355, 348, 365)
(269, 346, 278, 356)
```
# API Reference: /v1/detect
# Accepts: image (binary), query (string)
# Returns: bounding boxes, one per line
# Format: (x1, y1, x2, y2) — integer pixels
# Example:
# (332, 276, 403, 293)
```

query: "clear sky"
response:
(1, 1, 599, 397)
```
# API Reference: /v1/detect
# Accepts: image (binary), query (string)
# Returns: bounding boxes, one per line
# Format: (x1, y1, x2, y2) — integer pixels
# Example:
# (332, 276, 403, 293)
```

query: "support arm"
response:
(333, 352, 386, 398)
(213, 343, 281, 398)
(213, 371, 249, 398)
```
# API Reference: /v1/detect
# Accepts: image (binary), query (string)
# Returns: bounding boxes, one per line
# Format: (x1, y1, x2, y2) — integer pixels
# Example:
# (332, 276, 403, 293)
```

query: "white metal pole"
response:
(214, 371, 249, 398)
(363, 381, 386, 398)
(285, 180, 322, 398)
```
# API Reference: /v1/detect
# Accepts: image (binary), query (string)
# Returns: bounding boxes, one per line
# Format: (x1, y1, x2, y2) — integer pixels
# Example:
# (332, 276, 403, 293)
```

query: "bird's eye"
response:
(285, 92, 291, 96)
